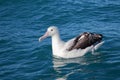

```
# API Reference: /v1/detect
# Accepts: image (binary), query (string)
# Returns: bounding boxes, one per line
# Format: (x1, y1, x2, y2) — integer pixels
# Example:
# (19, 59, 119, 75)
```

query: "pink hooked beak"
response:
(39, 31, 49, 42)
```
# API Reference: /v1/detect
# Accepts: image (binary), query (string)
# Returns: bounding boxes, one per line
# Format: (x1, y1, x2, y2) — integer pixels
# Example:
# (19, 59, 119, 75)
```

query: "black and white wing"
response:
(68, 32, 103, 51)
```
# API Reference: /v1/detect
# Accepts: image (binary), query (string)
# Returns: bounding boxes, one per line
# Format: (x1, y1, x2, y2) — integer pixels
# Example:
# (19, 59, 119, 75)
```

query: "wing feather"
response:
(68, 32, 103, 51)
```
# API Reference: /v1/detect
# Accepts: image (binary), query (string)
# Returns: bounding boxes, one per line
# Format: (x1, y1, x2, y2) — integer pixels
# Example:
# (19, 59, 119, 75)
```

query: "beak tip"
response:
(39, 32, 48, 42)
(39, 37, 42, 42)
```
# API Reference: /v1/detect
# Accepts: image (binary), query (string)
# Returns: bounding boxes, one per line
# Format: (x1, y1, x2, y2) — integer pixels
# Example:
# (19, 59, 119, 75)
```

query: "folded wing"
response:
(68, 32, 103, 51)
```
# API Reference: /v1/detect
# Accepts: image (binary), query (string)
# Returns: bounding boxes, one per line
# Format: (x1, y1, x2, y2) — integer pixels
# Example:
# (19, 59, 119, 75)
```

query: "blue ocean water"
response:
(0, 0, 120, 80)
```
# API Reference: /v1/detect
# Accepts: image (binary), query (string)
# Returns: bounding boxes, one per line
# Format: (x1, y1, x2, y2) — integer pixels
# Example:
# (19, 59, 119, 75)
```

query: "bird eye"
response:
(51, 29, 53, 31)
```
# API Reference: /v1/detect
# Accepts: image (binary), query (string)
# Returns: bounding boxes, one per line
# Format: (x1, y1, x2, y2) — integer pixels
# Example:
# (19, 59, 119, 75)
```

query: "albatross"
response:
(39, 26, 104, 58)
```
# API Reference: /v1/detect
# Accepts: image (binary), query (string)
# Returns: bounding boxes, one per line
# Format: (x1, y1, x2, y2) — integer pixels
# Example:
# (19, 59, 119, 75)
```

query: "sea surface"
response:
(0, 0, 120, 80)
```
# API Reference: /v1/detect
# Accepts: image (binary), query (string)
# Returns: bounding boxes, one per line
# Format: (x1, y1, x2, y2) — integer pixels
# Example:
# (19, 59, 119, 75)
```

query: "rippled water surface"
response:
(0, 0, 120, 80)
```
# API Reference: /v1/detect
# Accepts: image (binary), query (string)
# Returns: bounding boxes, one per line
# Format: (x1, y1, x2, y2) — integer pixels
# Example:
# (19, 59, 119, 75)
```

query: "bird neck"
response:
(51, 33, 64, 54)
(52, 33, 61, 43)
